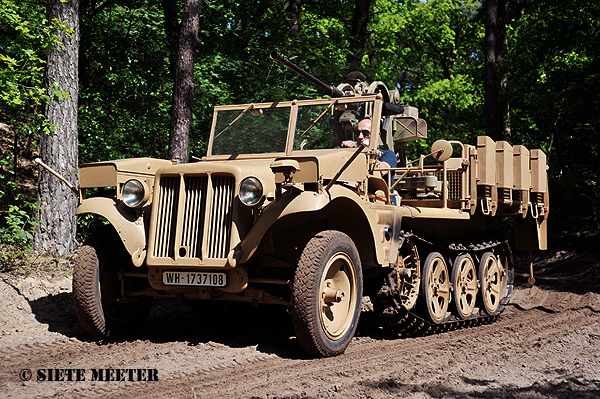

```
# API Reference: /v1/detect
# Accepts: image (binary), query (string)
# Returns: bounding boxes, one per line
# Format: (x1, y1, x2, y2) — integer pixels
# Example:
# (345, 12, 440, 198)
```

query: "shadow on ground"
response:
(354, 375, 600, 399)
(26, 291, 85, 338)
(26, 290, 392, 359)
(512, 232, 600, 295)
(27, 292, 305, 358)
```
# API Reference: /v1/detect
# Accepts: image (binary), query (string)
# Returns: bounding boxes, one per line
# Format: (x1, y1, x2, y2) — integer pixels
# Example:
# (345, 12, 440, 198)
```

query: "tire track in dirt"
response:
(0, 335, 279, 399)
(1, 279, 599, 399)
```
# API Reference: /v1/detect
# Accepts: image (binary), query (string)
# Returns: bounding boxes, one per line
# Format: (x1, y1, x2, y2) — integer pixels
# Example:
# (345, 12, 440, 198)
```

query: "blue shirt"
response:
(379, 149, 397, 204)
(379, 149, 397, 169)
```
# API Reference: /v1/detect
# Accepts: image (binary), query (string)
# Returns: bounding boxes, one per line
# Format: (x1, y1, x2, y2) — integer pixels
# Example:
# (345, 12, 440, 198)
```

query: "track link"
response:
(372, 231, 513, 337)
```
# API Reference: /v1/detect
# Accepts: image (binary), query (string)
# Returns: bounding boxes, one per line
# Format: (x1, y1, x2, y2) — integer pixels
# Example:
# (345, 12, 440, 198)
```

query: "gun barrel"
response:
(270, 51, 344, 98)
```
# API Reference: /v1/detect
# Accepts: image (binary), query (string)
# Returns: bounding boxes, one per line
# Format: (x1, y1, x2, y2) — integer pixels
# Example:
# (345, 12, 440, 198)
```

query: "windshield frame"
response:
(206, 94, 383, 160)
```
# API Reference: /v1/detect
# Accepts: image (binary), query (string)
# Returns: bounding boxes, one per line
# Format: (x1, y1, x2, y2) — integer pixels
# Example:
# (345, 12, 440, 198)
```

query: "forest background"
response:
(0, 0, 599, 261)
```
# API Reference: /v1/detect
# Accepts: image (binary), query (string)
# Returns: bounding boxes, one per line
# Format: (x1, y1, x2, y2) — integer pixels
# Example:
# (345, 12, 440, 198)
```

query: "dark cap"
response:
(344, 71, 366, 83)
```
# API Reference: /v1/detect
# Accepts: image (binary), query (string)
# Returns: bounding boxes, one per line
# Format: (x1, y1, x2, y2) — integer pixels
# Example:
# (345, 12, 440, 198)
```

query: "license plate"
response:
(162, 271, 227, 287)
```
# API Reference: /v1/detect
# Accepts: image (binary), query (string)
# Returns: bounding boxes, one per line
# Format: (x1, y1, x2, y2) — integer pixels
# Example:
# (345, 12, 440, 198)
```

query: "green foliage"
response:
(1, 203, 38, 247)
(0, 0, 70, 173)
(78, 1, 174, 164)
(0, 0, 71, 124)
(1, 0, 599, 236)
(0, 0, 67, 255)
(0, 184, 41, 266)
(508, 0, 600, 230)
(365, 0, 485, 144)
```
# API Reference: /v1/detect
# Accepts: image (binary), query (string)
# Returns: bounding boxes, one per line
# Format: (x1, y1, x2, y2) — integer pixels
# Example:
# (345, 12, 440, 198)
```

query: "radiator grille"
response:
(152, 174, 235, 260)
(153, 176, 179, 258)
(181, 176, 208, 258)
(207, 176, 235, 258)
(446, 171, 462, 200)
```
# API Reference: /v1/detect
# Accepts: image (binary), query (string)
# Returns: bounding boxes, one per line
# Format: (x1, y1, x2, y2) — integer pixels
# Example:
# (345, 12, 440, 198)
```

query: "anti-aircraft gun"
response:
(271, 51, 427, 164)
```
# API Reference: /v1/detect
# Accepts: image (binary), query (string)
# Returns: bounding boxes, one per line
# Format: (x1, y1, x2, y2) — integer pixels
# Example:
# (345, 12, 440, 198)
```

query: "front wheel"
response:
(291, 230, 363, 357)
(73, 227, 148, 339)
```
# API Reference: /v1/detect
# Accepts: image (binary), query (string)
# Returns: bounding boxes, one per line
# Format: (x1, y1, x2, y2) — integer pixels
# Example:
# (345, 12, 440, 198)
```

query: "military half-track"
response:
(72, 52, 549, 357)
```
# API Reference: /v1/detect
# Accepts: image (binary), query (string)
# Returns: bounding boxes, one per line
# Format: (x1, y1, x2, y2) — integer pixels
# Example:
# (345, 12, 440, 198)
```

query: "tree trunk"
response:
(484, 0, 509, 141)
(162, 0, 180, 80)
(348, 0, 372, 71)
(34, 0, 80, 256)
(497, 0, 510, 140)
(168, 0, 202, 164)
(287, 0, 302, 34)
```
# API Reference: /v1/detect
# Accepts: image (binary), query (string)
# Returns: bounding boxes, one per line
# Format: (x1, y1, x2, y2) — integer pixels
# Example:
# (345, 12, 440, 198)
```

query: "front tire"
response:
(73, 227, 148, 339)
(291, 230, 362, 357)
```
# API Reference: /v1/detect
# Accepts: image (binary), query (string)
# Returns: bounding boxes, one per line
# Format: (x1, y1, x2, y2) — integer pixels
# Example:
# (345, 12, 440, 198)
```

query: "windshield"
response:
(211, 106, 289, 155)
(293, 103, 335, 150)
(209, 97, 378, 156)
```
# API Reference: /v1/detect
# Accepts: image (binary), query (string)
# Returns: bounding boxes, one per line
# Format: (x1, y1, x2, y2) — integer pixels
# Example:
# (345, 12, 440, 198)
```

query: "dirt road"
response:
(1, 244, 599, 399)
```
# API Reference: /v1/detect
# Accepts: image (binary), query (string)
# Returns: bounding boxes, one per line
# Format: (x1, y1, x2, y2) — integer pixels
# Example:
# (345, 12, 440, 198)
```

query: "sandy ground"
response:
(0, 239, 599, 399)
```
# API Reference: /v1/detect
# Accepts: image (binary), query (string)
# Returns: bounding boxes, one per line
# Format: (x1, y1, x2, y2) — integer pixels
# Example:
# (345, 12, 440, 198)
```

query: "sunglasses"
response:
(358, 129, 371, 137)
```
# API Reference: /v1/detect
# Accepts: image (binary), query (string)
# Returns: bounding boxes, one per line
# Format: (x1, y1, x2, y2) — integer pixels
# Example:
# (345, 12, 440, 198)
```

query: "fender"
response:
(234, 185, 391, 265)
(76, 197, 147, 267)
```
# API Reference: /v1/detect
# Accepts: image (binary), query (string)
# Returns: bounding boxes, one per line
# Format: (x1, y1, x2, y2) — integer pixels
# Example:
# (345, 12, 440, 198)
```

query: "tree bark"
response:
(348, 0, 372, 71)
(484, 0, 509, 141)
(34, 0, 80, 256)
(287, 0, 302, 34)
(168, 0, 202, 164)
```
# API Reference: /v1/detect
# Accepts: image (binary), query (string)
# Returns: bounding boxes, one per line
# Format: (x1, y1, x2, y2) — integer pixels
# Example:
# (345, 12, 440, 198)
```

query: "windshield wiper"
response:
(299, 99, 338, 138)
(214, 103, 255, 139)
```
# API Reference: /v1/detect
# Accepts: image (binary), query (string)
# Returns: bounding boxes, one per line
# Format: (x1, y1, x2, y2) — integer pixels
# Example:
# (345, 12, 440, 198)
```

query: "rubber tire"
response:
(421, 252, 451, 324)
(73, 226, 148, 339)
(291, 230, 363, 358)
(451, 253, 478, 319)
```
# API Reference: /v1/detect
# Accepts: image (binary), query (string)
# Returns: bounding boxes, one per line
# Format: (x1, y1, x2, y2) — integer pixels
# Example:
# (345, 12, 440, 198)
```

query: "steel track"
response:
(371, 231, 514, 337)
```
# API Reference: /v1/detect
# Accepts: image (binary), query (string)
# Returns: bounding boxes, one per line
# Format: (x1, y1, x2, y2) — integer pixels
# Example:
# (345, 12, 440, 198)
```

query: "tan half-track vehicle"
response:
(72, 53, 549, 357)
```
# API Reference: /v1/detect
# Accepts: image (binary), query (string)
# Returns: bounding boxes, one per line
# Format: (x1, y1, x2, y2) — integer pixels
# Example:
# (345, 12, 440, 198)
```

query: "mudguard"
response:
(234, 184, 396, 266)
(76, 197, 147, 266)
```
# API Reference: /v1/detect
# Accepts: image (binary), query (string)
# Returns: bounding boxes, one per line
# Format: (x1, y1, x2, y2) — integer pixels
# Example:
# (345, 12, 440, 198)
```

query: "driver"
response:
(340, 118, 397, 180)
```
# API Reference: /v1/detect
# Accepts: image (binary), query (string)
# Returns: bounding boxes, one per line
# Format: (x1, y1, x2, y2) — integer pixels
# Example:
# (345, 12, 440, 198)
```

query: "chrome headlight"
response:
(122, 179, 149, 208)
(239, 177, 263, 207)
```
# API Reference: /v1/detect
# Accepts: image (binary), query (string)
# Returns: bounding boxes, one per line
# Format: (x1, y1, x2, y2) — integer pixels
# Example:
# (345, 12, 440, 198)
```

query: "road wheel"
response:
(396, 236, 421, 311)
(478, 252, 503, 315)
(495, 245, 512, 307)
(421, 252, 450, 324)
(73, 226, 148, 339)
(451, 254, 478, 319)
(292, 230, 362, 357)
